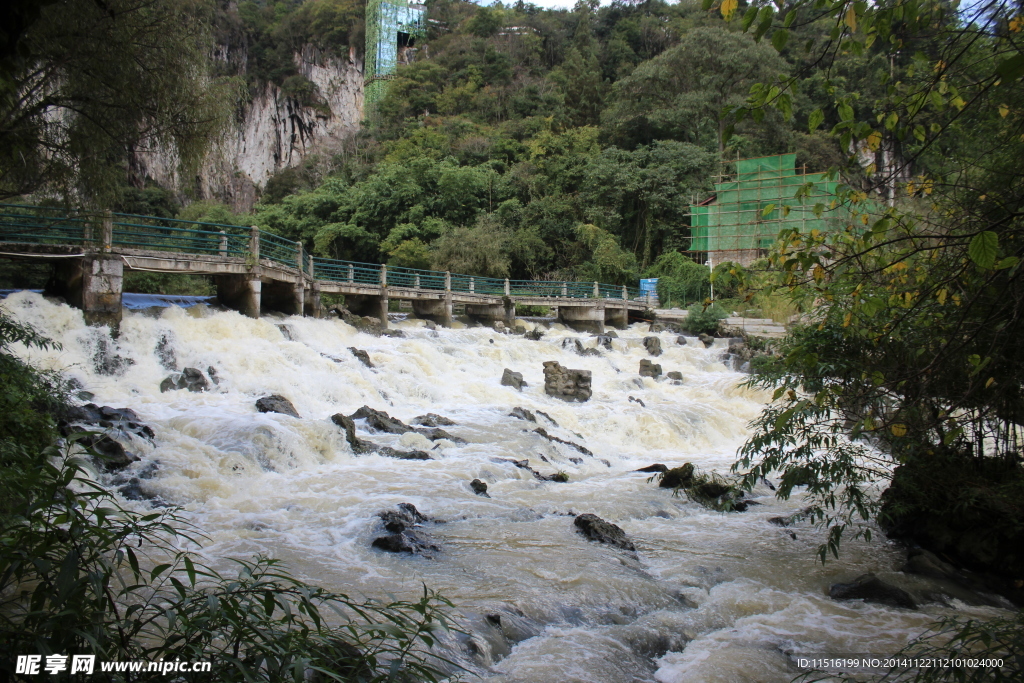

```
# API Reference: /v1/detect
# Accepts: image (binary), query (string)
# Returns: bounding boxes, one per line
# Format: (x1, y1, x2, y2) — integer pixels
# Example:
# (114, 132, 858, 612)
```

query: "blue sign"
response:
(639, 278, 658, 293)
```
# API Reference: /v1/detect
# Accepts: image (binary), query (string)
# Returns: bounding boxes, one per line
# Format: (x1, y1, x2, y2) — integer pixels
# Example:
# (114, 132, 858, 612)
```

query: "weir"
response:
(0, 205, 651, 331)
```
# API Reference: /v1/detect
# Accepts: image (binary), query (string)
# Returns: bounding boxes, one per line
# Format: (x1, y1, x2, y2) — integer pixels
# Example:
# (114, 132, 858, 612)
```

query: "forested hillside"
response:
(241, 0, 866, 285)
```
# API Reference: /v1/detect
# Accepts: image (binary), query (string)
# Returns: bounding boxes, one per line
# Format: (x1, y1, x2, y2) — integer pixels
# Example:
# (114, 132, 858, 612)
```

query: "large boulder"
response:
(470, 479, 490, 497)
(698, 333, 715, 348)
(639, 359, 662, 378)
(524, 329, 544, 341)
(330, 414, 376, 454)
(573, 513, 636, 552)
(412, 413, 456, 427)
(349, 347, 374, 368)
(501, 368, 526, 391)
(666, 371, 683, 381)
(256, 395, 300, 418)
(643, 336, 663, 357)
(659, 463, 695, 488)
(372, 503, 439, 556)
(829, 573, 917, 609)
(543, 361, 592, 402)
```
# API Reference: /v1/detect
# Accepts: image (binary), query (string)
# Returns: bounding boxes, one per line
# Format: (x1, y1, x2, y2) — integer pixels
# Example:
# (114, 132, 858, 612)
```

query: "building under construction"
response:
(689, 153, 852, 266)
(364, 0, 426, 108)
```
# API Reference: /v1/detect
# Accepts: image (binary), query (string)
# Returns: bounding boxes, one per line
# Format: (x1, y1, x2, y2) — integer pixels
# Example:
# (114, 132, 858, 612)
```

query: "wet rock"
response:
(381, 329, 405, 338)
(635, 464, 668, 473)
(416, 427, 466, 443)
(676, 336, 688, 346)
(513, 325, 527, 335)
(561, 337, 600, 356)
(93, 337, 134, 376)
(659, 464, 695, 489)
(155, 333, 177, 370)
(256, 395, 300, 418)
(628, 396, 645, 407)
(768, 507, 813, 527)
(330, 414, 376, 454)
(207, 366, 220, 385)
(639, 359, 662, 378)
(349, 347, 373, 368)
(643, 336, 663, 357)
(698, 333, 715, 348)
(377, 447, 432, 460)
(595, 335, 615, 350)
(373, 503, 439, 555)
(536, 410, 559, 427)
(412, 413, 456, 427)
(666, 371, 683, 381)
(501, 368, 526, 391)
(471, 479, 490, 497)
(277, 324, 293, 341)
(543, 361, 592, 402)
(494, 321, 506, 333)
(77, 390, 95, 402)
(79, 434, 139, 471)
(533, 427, 592, 455)
(350, 406, 411, 434)
(509, 407, 536, 422)
(573, 513, 636, 552)
(903, 548, 969, 584)
(62, 403, 155, 442)
(829, 573, 917, 609)
(649, 323, 666, 333)
(524, 329, 544, 341)
(159, 367, 210, 393)
(424, 320, 437, 330)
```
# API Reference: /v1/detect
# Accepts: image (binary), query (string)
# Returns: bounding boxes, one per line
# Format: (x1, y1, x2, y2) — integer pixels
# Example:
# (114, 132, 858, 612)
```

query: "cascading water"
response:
(2, 290, 1011, 683)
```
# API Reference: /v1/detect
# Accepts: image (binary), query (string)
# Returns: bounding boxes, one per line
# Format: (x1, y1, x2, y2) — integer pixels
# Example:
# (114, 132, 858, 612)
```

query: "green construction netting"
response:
(689, 153, 851, 254)
(364, 0, 426, 108)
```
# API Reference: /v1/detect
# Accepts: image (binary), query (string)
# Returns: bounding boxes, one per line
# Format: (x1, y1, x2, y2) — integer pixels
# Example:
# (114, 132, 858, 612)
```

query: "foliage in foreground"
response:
(0, 311, 458, 682)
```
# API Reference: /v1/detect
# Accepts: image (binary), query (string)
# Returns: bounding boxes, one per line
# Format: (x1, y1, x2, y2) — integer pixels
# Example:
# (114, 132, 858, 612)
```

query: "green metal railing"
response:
(0, 204, 648, 302)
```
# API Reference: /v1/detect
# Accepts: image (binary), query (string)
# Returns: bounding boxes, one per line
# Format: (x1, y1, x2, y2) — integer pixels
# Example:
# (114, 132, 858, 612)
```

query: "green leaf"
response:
(771, 29, 789, 51)
(996, 256, 1019, 270)
(968, 231, 999, 268)
(995, 54, 1024, 82)
(184, 555, 196, 587)
(838, 102, 854, 121)
(808, 108, 824, 132)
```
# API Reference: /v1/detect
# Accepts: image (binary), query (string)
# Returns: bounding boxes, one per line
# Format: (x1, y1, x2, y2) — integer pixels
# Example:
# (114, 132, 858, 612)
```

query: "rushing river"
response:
(2, 291, 1010, 683)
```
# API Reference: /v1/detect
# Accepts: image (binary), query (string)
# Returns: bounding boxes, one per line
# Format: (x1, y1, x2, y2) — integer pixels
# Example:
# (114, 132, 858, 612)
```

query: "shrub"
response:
(683, 303, 727, 335)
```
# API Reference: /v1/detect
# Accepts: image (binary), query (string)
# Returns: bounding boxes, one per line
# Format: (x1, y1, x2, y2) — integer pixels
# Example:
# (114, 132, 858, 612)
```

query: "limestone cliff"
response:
(132, 44, 363, 212)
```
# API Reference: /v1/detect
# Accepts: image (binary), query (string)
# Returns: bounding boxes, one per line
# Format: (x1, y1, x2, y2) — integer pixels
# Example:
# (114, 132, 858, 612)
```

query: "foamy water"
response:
(2, 291, 1009, 682)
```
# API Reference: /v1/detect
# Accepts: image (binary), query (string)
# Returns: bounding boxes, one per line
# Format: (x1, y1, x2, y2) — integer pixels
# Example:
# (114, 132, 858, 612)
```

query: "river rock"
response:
(155, 333, 177, 370)
(698, 333, 715, 348)
(666, 371, 683, 381)
(628, 395, 645, 407)
(493, 321, 506, 333)
(373, 503, 439, 555)
(501, 368, 526, 391)
(256, 395, 300, 418)
(416, 427, 466, 443)
(277, 324, 293, 341)
(349, 347, 373, 368)
(84, 434, 140, 471)
(533, 427, 592, 455)
(471, 479, 490, 497)
(381, 329, 405, 338)
(513, 324, 527, 335)
(61, 403, 155, 441)
(543, 361, 592, 402)
(573, 513, 636, 552)
(377, 446, 432, 460)
(649, 323, 666, 333)
(639, 359, 662, 378)
(643, 336, 663, 356)
(524, 329, 544, 341)
(829, 573, 917, 609)
(424, 320, 437, 330)
(207, 366, 220, 385)
(159, 367, 210, 393)
(562, 338, 600, 356)
(659, 463, 695, 488)
(412, 413, 456, 427)
(509, 406, 536, 422)
(636, 464, 668, 473)
(676, 335, 687, 346)
(350, 406, 411, 434)
(330, 413, 376, 454)
(596, 335, 614, 350)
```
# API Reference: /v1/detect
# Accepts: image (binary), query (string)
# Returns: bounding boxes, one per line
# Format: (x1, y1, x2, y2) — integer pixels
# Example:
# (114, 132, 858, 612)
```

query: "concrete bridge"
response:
(0, 205, 651, 332)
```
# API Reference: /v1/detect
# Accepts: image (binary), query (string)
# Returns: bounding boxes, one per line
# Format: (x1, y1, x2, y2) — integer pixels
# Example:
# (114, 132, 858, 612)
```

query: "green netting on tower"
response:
(364, 0, 426, 109)
(689, 153, 851, 256)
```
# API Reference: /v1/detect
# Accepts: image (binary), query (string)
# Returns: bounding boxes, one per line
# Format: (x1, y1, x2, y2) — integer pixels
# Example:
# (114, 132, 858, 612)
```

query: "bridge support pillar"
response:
(305, 283, 321, 318)
(46, 255, 124, 330)
(604, 304, 629, 330)
(557, 303, 605, 334)
(466, 300, 514, 328)
(411, 296, 452, 327)
(261, 278, 305, 316)
(216, 274, 260, 318)
(345, 292, 388, 328)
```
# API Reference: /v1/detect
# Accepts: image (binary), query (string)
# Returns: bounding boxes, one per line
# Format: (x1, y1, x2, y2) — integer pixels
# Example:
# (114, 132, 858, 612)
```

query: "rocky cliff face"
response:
(133, 44, 363, 212)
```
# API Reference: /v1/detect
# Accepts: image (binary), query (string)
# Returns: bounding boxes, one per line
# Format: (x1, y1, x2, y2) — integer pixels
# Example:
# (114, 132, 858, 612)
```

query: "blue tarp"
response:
(0, 290, 213, 309)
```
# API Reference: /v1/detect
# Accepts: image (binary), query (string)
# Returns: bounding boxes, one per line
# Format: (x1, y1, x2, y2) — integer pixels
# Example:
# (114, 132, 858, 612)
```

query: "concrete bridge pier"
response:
(216, 274, 261, 318)
(411, 296, 453, 327)
(45, 254, 125, 330)
(345, 292, 388, 327)
(466, 297, 515, 328)
(557, 303, 605, 334)
(260, 277, 305, 316)
(305, 283, 321, 318)
(604, 304, 629, 330)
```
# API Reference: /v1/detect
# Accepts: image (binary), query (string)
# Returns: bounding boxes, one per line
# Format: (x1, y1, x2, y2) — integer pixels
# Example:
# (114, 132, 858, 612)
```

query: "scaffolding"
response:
(689, 153, 851, 265)
(364, 0, 426, 108)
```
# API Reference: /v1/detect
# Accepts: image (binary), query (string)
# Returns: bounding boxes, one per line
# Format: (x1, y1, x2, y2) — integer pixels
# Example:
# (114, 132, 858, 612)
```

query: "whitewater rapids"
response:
(2, 291, 1009, 683)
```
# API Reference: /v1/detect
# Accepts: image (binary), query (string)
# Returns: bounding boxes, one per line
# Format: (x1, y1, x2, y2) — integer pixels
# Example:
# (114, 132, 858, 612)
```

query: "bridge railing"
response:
(0, 204, 97, 247)
(259, 231, 299, 268)
(111, 213, 250, 257)
(313, 257, 382, 285)
(386, 265, 446, 290)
